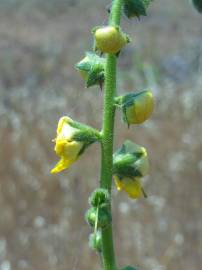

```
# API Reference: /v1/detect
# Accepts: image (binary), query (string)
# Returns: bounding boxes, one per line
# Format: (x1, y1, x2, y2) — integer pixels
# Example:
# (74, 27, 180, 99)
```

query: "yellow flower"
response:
(125, 90, 154, 125)
(51, 117, 84, 174)
(113, 175, 144, 199)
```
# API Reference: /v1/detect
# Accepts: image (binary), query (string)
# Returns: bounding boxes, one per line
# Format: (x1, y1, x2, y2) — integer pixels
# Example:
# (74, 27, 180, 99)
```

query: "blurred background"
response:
(0, 0, 202, 269)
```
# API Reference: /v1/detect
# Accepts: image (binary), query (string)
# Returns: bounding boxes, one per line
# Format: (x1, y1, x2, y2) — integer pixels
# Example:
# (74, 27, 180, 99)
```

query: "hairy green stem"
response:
(100, 0, 123, 269)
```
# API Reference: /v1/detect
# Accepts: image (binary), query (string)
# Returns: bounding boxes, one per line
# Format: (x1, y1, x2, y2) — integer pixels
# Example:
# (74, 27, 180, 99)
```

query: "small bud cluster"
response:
(85, 188, 111, 253)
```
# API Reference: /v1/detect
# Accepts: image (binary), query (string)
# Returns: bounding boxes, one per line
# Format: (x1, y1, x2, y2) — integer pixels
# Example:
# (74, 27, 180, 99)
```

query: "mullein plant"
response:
(51, 0, 154, 269)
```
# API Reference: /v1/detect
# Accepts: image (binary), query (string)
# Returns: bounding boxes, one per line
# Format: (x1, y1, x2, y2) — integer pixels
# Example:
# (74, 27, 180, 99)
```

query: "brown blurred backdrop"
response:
(0, 0, 202, 269)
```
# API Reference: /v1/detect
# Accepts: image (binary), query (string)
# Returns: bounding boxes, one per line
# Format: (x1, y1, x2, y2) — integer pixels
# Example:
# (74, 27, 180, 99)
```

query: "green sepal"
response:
(70, 120, 101, 142)
(75, 52, 105, 88)
(113, 140, 148, 178)
(115, 91, 150, 108)
(121, 266, 139, 270)
(114, 140, 146, 157)
(67, 119, 101, 156)
(89, 188, 110, 208)
(192, 0, 202, 13)
(86, 69, 105, 88)
(89, 231, 102, 253)
(73, 128, 101, 156)
(85, 207, 112, 229)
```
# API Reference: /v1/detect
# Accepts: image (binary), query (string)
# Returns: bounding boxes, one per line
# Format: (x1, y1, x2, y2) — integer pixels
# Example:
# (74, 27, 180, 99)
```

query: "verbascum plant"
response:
(51, 1, 154, 269)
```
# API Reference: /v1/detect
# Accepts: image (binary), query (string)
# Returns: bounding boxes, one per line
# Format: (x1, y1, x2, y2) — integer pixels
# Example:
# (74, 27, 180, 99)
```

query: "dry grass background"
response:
(0, 0, 202, 269)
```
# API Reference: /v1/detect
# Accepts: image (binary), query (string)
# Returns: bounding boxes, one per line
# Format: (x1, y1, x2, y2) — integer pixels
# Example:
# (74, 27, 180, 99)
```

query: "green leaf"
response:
(192, 0, 202, 13)
(123, 0, 154, 18)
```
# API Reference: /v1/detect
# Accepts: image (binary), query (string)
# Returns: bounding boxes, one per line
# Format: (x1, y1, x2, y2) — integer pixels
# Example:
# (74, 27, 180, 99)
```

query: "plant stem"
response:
(100, 0, 123, 269)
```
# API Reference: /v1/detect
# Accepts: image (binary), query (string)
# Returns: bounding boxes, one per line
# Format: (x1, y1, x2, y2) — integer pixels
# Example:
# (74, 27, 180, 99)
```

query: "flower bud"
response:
(75, 52, 106, 88)
(85, 207, 112, 229)
(117, 90, 154, 125)
(51, 116, 100, 174)
(93, 26, 130, 54)
(113, 140, 149, 178)
(89, 188, 110, 208)
(89, 231, 102, 253)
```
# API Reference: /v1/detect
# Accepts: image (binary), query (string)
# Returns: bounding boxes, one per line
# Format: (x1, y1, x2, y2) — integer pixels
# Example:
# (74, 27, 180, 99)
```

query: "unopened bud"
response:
(75, 52, 105, 88)
(85, 207, 111, 229)
(116, 90, 154, 126)
(89, 188, 110, 208)
(93, 26, 130, 54)
(89, 231, 102, 253)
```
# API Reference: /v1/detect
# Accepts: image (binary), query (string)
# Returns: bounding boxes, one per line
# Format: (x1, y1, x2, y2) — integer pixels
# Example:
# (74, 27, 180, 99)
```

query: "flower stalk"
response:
(100, 1, 123, 269)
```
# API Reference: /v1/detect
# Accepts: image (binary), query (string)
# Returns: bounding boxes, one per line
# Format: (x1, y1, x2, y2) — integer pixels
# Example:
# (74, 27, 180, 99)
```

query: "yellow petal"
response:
(62, 141, 83, 160)
(114, 176, 143, 199)
(51, 158, 75, 174)
(114, 175, 123, 191)
(54, 139, 66, 156)
(57, 116, 73, 134)
(122, 178, 143, 199)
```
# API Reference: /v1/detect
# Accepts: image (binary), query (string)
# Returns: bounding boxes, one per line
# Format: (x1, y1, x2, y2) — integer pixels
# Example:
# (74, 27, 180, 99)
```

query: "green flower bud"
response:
(89, 188, 110, 208)
(93, 26, 130, 54)
(89, 231, 102, 253)
(116, 90, 154, 126)
(113, 140, 149, 178)
(75, 52, 106, 88)
(192, 0, 202, 13)
(85, 207, 112, 229)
